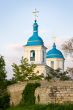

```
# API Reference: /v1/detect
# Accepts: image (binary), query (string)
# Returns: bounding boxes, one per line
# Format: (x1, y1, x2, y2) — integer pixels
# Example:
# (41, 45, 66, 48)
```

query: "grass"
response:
(7, 104, 73, 110)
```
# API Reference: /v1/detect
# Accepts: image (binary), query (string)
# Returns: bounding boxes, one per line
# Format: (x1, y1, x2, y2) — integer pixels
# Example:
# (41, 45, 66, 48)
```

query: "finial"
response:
(32, 8, 39, 21)
(53, 43, 56, 48)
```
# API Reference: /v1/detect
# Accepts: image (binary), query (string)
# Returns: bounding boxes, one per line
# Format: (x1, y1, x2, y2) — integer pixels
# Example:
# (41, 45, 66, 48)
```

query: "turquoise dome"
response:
(46, 43, 64, 59)
(26, 20, 44, 46)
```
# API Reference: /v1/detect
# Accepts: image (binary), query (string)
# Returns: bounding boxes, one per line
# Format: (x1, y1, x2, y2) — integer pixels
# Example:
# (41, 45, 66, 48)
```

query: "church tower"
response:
(24, 20, 47, 65)
(46, 43, 65, 71)
(23, 10, 65, 76)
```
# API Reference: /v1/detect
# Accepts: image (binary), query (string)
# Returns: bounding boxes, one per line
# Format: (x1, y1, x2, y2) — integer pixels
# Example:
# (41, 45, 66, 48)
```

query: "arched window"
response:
(30, 50, 35, 61)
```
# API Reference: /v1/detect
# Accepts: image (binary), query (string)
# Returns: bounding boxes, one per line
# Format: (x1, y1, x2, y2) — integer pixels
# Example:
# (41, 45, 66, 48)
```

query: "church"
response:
(24, 18, 64, 76)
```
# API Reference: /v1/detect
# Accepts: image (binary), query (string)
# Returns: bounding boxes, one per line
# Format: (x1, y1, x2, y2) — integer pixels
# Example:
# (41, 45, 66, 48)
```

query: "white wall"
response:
(24, 45, 46, 65)
(46, 58, 64, 71)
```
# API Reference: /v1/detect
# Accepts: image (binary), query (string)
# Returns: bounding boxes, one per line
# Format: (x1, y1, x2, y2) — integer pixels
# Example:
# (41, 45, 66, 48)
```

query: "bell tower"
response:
(24, 19, 47, 65)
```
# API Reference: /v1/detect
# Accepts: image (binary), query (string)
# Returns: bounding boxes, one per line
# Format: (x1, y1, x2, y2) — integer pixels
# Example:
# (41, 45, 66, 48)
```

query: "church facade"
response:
(24, 20, 64, 76)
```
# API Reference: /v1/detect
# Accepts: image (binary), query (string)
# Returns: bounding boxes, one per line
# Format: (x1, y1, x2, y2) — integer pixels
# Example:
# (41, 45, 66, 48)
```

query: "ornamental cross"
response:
(33, 9, 39, 20)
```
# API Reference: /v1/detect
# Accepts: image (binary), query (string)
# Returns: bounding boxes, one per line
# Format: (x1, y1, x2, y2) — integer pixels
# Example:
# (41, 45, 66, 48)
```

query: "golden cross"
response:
(32, 9, 39, 20)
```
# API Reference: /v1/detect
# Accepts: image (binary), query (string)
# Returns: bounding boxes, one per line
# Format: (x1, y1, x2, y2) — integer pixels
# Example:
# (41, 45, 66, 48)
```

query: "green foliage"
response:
(55, 69, 70, 80)
(0, 55, 10, 110)
(46, 68, 70, 81)
(0, 91, 10, 110)
(12, 57, 37, 81)
(21, 83, 40, 105)
(0, 56, 7, 88)
(6, 78, 16, 86)
(45, 69, 55, 81)
(28, 74, 44, 80)
(12, 57, 43, 82)
(7, 104, 73, 110)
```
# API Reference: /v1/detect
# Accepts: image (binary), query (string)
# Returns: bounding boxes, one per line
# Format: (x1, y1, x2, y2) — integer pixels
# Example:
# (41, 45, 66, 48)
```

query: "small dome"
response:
(46, 43, 64, 59)
(26, 20, 44, 46)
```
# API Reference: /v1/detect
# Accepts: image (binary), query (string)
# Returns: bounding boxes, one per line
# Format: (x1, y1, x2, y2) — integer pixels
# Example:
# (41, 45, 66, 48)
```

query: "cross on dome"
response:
(32, 9, 39, 20)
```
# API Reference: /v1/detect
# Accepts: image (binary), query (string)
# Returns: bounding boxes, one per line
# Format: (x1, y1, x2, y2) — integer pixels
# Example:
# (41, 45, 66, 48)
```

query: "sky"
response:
(0, 0, 73, 78)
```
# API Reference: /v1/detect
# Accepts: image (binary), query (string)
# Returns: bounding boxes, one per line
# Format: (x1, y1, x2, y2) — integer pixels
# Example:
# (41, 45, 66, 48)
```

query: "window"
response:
(51, 61, 54, 69)
(30, 50, 35, 61)
(43, 51, 44, 62)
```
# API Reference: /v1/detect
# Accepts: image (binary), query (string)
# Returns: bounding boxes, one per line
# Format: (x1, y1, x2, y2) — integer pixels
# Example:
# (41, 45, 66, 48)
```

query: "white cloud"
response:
(4, 43, 24, 79)
(6, 43, 24, 52)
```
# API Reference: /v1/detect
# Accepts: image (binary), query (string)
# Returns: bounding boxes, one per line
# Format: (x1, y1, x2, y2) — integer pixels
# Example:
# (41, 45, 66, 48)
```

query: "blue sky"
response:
(0, 0, 73, 78)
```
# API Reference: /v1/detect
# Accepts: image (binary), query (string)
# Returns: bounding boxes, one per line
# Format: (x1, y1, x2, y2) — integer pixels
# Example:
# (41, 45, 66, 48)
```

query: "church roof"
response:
(46, 43, 64, 59)
(26, 20, 44, 46)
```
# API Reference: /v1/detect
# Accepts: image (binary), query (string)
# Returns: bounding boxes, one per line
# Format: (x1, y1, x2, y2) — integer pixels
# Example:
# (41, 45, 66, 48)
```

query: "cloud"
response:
(5, 43, 24, 58)
(4, 43, 24, 79)
(5, 56, 21, 79)
(46, 37, 64, 51)
(6, 43, 24, 52)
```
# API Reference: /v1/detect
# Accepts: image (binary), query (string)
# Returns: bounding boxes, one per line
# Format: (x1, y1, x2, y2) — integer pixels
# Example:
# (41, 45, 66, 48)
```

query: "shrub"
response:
(21, 82, 40, 105)
(0, 90, 10, 110)
(0, 56, 10, 109)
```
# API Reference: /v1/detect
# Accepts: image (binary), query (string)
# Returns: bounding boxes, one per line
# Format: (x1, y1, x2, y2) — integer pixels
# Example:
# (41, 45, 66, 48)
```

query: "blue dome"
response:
(27, 35, 44, 46)
(46, 43, 64, 59)
(26, 20, 44, 46)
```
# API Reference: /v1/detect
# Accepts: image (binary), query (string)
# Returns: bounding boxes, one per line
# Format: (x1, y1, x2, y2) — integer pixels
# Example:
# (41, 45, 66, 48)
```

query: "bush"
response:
(21, 82, 40, 105)
(0, 56, 10, 109)
(0, 90, 10, 110)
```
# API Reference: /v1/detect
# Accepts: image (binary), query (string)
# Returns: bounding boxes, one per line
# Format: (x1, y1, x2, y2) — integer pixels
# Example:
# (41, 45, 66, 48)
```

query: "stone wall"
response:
(8, 82, 27, 105)
(8, 80, 73, 106)
(35, 80, 73, 104)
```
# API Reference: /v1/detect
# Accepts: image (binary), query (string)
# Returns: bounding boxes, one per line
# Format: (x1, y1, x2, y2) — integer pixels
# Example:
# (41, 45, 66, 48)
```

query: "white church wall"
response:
(46, 58, 64, 71)
(24, 45, 46, 65)
(34, 64, 46, 75)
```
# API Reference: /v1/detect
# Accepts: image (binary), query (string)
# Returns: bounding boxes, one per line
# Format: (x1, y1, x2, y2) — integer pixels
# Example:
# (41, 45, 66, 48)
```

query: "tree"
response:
(0, 55, 10, 110)
(46, 68, 70, 81)
(55, 69, 70, 80)
(0, 56, 7, 88)
(62, 37, 73, 57)
(66, 67, 73, 79)
(45, 68, 55, 81)
(12, 57, 42, 82)
(62, 37, 73, 78)
(6, 78, 16, 86)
